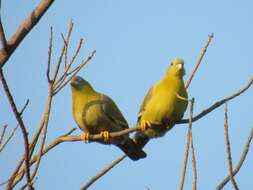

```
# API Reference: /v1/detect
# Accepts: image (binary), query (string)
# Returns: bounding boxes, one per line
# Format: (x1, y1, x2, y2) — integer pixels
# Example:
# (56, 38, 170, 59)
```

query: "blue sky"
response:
(1, 0, 253, 189)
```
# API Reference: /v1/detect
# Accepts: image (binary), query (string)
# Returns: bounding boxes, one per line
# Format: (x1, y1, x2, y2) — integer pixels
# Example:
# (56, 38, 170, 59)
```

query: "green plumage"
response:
(71, 76, 146, 161)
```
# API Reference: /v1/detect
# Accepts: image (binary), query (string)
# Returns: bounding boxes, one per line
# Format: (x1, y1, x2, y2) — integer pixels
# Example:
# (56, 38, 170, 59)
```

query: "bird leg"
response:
(80, 133, 90, 143)
(100, 131, 110, 141)
(140, 120, 152, 131)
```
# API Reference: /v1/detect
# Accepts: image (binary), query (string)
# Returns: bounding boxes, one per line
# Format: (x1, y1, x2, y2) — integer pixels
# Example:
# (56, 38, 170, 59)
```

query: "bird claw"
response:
(140, 120, 151, 131)
(100, 131, 110, 141)
(80, 133, 90, 143)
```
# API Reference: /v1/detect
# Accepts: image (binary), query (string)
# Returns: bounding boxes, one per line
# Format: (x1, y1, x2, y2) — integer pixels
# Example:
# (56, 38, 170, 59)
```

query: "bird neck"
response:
(163, 73, 183, 82)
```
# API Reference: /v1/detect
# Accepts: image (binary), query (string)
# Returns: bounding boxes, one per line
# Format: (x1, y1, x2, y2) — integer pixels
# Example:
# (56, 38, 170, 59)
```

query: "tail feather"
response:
(117, 138, 146, 161)
(133, 132, 150, 148)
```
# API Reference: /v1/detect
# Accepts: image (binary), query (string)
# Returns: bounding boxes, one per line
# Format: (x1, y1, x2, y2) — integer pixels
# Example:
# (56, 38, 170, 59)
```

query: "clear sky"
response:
(1, 0, 253, 189)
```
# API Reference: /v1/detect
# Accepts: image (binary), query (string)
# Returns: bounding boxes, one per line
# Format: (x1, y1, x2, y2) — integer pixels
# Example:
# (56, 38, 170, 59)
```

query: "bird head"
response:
(70, 76, 92, 91)
(167, 58, 185, 77)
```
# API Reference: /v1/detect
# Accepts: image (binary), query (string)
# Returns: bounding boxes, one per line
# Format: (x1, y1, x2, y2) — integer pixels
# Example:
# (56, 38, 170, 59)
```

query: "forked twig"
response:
(179, 98, 195, 190)
(216, 128, 253, 190)
(223, 104, 239, 190)
(0, 70, 33, 190)
(0, 125, 18, 152)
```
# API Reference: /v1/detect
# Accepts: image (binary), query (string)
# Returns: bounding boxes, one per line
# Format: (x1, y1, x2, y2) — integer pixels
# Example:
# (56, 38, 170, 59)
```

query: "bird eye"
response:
(170, 62, 173, 66)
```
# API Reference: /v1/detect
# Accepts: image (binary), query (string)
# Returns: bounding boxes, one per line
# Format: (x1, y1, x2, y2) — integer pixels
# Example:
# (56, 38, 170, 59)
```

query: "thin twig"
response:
(185, 33, 214, 89)
(0, 125, 18, 152)
(29, 85, 53, 183)
(0, 70, 33, 190)
(178, 76, 253, 124)
(80, 155, 126, 190)
(0, 124, 7, 145)
(54, 38, 83, 89)
(223, 104, 239, 190)
(0, 0, 55, 68)
(63, 20, 74, 69)
(179, 98, 195, 190)
(216, 128, 253, 190)
(53, 50, 96, 94)
(4, 128, 77, 186)
(46, 27, 53, 83)
(190, 131, 197, 190)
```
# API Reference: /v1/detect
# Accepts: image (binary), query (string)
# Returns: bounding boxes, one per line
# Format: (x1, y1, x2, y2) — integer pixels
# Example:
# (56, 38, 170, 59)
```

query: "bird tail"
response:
(133, 131, 150, 148)
(117, 138, 147, 161)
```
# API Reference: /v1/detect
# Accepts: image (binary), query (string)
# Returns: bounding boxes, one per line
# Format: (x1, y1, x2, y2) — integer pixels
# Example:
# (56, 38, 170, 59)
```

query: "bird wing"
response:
(138, 87, 153, 121)
(100, 94, 129, 130)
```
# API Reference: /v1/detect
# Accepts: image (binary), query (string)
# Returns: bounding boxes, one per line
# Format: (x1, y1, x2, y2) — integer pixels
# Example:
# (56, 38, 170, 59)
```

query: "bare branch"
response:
(53, 49, 96, 94)
(63, 20, 74, 69)
(20, 99, 30, 116)
(0, 0, 55, 68)
(186, 33, 214, 89)
(0, 70, 33, 190)
(223, 104, 239, 190)
(80, 155, 126, 190)
(190, 124, 197, 190)
(0, 16, 7, 50)
(46, 27, 53, 83)
(54, 38, 84, 89)
(216, 128, 253, 190)
(179, 98, 195, 190)
(178, 76, 253, 124)
(0, 125, 18, 152)
(29, 85, 53, 183)
(6, 128, 77, 186)
(0, 124, 7, 145)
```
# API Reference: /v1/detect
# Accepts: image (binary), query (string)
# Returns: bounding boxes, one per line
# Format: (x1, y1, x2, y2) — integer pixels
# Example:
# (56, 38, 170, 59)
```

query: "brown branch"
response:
(0, 16, 7, 50)
(80, 155, 126, 190)
(53, 49, 96, 95)
(178, 75, 253, 124)
(54, 38, 83, 90)
(0, 0, 55, 68)
(0, 70, 33, 190)
(5, 128, 77, 186)
(223, 104, 239, 190)
(0, 125, 18, 152)
(179, 98, 195, 190)
(0, 124, 7, 145)
(46, 27, 53, 83)
(190, 124, 197, 190)
(63, 20, 74, 69)
(216, 128, 253, 190)
(8, 24, 93, 188)
(29, 85, 53, 183)
(185, 33, 214, 89)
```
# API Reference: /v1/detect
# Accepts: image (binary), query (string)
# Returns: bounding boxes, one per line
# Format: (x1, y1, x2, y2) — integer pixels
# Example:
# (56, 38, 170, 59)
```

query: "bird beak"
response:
(176, 63, 183, 70)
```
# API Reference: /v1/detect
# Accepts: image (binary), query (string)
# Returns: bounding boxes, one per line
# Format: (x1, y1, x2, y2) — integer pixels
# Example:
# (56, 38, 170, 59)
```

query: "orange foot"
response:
(80, 133, 90, 143)
(100, 131, 110, 141)
(140, 120, 151, 132)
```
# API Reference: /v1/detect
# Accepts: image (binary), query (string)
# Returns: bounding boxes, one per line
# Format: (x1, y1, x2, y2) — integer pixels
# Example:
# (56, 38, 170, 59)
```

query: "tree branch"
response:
(191, 131, 197, 190)
(179, 98, 195, 190)
(0, 125, 18, 152)
(178, 75, 253, 124)
(0, 16, 7, 50)
(185, 33, 214, 89)
(0, 70, 33, 190)
(223, 104, 239, 190)
(80, 155, 126, 190)
(0, 0, 55, 68)
(0, 124, 7, 145)
(216, 128, 253, 190)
